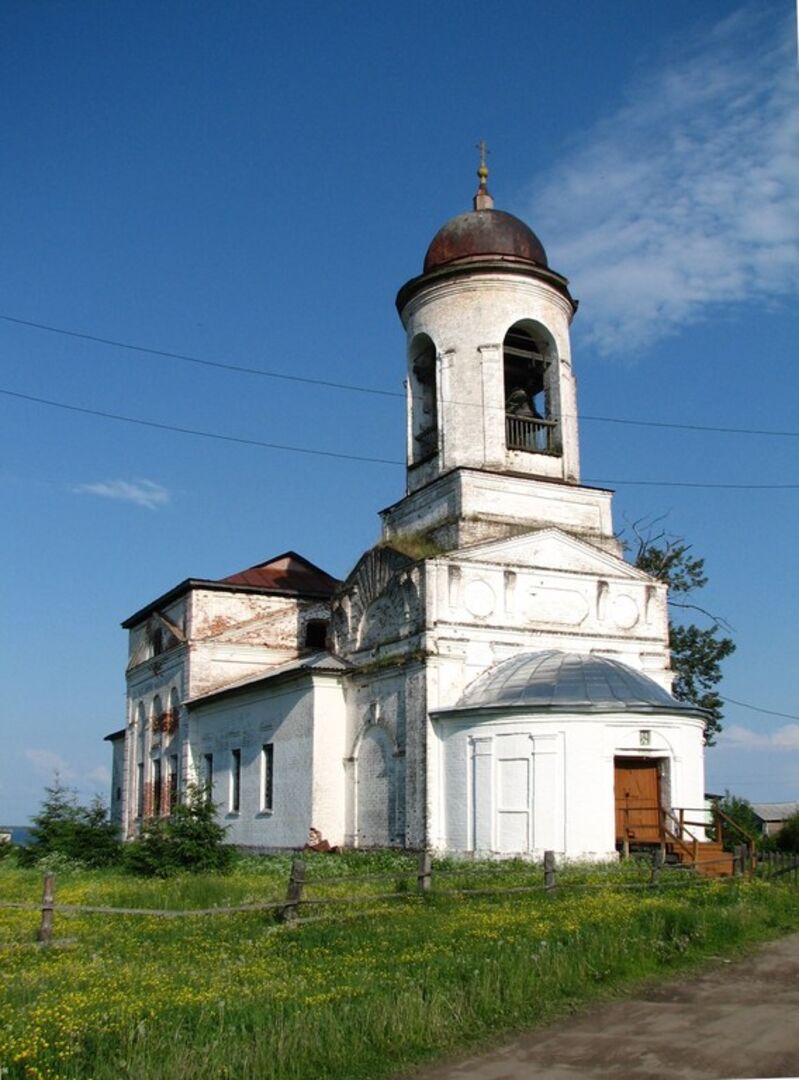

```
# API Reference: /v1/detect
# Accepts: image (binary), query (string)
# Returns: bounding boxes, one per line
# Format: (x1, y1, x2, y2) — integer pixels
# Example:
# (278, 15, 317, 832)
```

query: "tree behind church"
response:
(633, 531, 735, 745)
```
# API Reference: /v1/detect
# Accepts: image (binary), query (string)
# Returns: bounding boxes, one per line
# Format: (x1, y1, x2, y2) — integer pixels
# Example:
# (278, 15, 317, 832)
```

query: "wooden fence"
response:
(757, 850, 799, 883)
(2, 847, 795, 946)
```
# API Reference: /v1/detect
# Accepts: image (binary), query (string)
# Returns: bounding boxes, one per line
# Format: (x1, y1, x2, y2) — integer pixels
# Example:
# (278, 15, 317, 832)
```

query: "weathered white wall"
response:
(121, 584, 332, 838)
(188, 672, 347, 848)
(433, 711, 706, 858)
(399, 271, 580, 491)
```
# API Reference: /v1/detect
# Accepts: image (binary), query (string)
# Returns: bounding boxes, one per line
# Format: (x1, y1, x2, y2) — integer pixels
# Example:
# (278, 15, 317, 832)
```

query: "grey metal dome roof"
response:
(456, 651, 702, 715)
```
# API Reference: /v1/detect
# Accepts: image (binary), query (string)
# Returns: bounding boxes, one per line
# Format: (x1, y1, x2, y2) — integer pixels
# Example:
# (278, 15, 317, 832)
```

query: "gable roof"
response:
(750, 802, 799, 823)
(122, 551, 340, 628)
(218, 552, 339, 593)
(453, 528, 652, 582)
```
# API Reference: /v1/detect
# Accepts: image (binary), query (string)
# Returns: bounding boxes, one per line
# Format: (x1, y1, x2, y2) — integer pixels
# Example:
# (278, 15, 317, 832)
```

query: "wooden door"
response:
(615, 758, 661, 844)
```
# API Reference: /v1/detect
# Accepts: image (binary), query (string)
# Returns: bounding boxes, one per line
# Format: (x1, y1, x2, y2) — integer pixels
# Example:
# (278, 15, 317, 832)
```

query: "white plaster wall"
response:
(185, 672, 347, 849)
(344, 665, 426, 848)
(310, 679, 349, 844)
(381, 469, 620, 554)
(433, 711, 706, 858)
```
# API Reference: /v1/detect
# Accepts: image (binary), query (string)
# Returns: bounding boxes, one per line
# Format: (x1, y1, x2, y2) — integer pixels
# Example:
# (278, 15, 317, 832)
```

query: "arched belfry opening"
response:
(408, 333, 438, 463)
(503, 322, 559, 455)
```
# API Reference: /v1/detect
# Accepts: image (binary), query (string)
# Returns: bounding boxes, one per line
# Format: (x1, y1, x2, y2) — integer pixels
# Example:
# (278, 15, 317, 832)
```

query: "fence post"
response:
(281, 858, 305, 922)
(650, 847, 663, 887)
(417, 850, 432, 894)
(733, 844, 745, 878)
(37, 872, 55, 945)
(544, 850, 556, 893)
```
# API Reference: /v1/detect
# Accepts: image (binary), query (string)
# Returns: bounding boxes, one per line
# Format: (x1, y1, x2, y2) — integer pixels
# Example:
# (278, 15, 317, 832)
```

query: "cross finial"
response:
(473, 139, 494, 210)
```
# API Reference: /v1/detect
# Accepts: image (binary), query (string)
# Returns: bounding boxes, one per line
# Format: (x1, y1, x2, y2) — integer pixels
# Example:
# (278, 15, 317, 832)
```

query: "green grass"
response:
(2, 854, 799, 1080)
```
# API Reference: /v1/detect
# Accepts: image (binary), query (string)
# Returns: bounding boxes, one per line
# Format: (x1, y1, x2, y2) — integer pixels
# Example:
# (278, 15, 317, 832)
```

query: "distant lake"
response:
(1, 826, 32, 846)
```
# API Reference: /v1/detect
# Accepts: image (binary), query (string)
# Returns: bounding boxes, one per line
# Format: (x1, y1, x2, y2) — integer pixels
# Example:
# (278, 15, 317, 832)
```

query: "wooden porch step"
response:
(667, 839, 734, 878)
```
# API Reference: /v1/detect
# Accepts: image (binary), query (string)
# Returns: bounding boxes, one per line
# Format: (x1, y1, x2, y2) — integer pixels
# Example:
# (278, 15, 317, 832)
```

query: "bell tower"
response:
(381, 152, 620, 556)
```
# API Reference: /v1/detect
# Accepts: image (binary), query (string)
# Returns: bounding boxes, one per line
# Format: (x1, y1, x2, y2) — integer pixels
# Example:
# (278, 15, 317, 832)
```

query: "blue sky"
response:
(1, 1, 797, 823)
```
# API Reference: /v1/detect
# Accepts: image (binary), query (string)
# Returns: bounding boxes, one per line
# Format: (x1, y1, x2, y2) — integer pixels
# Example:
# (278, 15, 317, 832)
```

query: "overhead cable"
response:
(3, 312, 799, 439)
(2, 386, 799, 489)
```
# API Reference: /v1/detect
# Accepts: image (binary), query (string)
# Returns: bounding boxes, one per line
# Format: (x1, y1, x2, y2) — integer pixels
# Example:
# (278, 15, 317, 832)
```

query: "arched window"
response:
(152, 695, 163, 735)
(408, 334, 437, 463)
(503, 323, 558, 454)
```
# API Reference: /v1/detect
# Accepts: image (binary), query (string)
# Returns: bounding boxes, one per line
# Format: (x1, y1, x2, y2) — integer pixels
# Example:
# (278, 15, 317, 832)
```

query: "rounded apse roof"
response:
(424, 208, 548, 274)
(455, 651, 701, 715)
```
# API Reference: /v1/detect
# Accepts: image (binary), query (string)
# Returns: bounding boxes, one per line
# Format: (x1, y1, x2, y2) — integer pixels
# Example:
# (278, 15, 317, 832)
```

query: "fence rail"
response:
(3, 846, 793, 946)
(757, 850, 799, 883)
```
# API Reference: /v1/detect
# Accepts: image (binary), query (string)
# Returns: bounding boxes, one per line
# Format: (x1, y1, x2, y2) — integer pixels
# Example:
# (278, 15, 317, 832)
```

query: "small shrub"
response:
(18, 776, 120, 868)
(775, 811, 799, 853)
(715, 792, 762, 851)
(124, 783, 233, 877)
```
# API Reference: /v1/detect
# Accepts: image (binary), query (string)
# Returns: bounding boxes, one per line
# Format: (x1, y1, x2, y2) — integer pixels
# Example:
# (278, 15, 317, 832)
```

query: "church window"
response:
(203, 753, 214, 799)
(168, 755, 178, 812)
(151, 695, 163, 735)
(261, 744, 274, 812)
(409, 334, 438, 463)
(503, 324, 558, 454)
(230, 748, 241, 813)
(152, 758, 162, 817)
(304, 619, 328, 650)
(136, 762, 144, 818)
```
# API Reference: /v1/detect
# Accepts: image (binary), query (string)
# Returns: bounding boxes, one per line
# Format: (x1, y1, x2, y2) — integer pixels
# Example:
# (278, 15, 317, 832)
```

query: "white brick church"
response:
(109, 165, 708, 860)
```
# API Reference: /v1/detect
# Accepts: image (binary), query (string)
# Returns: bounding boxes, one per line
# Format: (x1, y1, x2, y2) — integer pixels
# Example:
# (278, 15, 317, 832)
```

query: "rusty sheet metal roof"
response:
(424, 208, 548, 273)
(122, 550, 340, 628)
(218, 551, 339, 594)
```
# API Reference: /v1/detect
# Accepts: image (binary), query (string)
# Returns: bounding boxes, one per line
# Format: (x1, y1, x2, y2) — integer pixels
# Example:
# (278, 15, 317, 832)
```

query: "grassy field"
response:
(2, 853, 799, 1080)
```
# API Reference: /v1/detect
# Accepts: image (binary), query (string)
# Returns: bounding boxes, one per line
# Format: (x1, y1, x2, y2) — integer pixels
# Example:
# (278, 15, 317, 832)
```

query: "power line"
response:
(2, 385, 799, 489)
(0, 313, 402, 400)
(0, 388, 404, 466)
(583, 478, 799, 490)
(4, 311, 799, 439)
(720, 695, 799, 722)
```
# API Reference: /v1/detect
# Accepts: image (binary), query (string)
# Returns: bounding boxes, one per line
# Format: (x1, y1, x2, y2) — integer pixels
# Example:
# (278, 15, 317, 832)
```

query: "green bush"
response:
(715, 792, 762, 851)
(123, 783, 233, 877)
(775, 811, 799, 853)
(18, 777, 121, 868)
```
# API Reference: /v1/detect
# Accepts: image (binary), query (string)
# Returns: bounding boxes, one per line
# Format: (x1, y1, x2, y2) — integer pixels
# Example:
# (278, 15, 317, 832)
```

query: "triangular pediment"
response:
(453, 528, 652, 582)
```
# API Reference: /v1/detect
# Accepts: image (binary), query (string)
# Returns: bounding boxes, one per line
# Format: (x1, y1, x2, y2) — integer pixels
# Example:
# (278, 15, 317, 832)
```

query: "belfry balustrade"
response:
(505, 412, 557, 453)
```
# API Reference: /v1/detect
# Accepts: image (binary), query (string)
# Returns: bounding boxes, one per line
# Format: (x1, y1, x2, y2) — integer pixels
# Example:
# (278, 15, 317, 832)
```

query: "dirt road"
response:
(406, 932, 799, 1080)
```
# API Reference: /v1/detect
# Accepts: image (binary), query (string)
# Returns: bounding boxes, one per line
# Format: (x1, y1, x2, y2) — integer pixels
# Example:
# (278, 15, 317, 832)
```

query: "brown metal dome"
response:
(424, 208, 548, 273)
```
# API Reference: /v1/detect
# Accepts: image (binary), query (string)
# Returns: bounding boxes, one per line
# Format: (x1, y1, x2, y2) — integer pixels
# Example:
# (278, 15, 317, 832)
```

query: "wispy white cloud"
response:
(529, 6, 799, 355)
(85, 765, 111, 787)
(71, 478, 170, 510)
(723, 723, 799, 750)
(24, 748, 77, 780)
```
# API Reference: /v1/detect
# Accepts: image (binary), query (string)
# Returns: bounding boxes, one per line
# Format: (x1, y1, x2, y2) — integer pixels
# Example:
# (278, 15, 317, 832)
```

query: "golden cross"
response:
(476, 139, 490, 170)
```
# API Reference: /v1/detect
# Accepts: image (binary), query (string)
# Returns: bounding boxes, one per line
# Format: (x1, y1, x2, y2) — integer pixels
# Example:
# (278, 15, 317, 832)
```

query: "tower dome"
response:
(424, 208, 548, 273)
